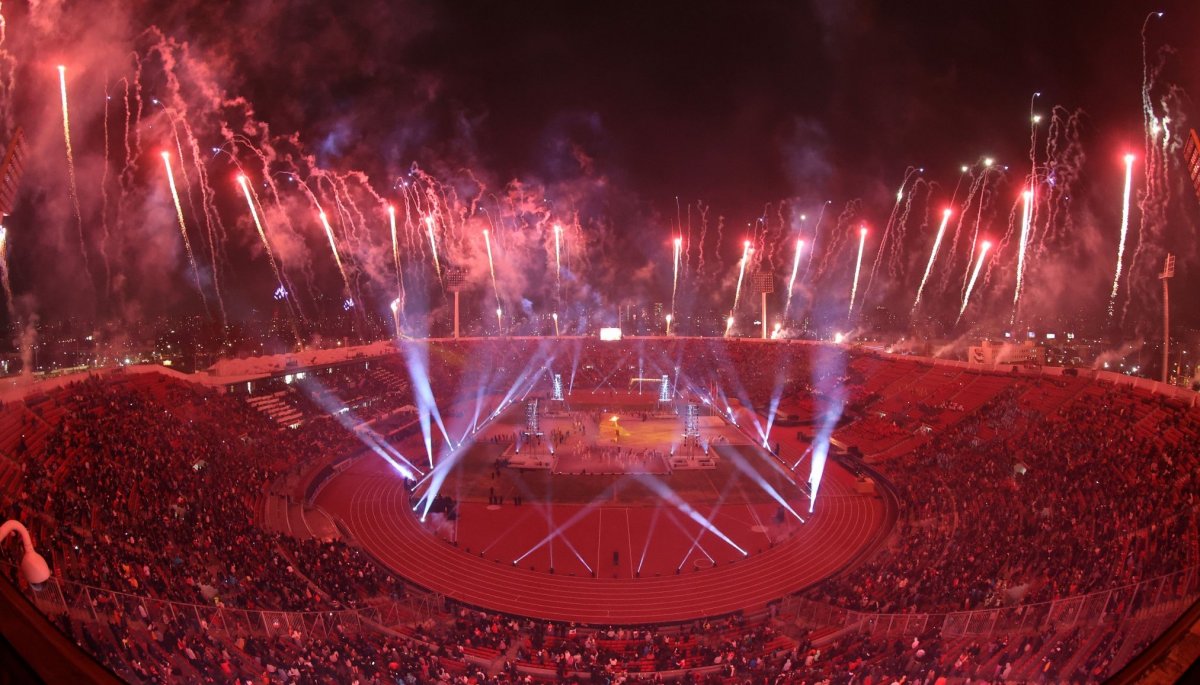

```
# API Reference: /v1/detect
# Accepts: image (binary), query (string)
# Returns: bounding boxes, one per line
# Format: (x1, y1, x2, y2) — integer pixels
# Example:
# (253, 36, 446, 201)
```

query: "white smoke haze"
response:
(1092, 339, 1145, 371)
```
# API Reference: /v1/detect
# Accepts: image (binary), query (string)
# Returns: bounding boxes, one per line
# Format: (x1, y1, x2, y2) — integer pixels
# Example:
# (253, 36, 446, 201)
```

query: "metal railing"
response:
(783, 564, 1200, 640)
(12, 572, 447, 642)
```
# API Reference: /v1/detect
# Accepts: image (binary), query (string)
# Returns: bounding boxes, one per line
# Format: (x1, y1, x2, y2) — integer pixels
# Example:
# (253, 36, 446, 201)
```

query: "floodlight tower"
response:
(681, 402, 702, 459)
(752, 271, 774, 340)
(552, 373, 564, 402)
(1160, 253, 1175, 384)
(520, 398, 548, 459)
(444, 267, 468, 338)
(525, 398, 541, 436)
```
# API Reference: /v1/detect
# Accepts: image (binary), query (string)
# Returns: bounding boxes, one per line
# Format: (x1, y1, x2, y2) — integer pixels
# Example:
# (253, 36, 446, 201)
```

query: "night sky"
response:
(268, 0, 1200, 214)
(1, 0, 1199, 337)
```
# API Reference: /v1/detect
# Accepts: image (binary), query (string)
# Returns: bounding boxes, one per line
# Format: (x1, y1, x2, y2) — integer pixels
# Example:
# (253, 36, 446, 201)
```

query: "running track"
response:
(318, 457, 893, 624)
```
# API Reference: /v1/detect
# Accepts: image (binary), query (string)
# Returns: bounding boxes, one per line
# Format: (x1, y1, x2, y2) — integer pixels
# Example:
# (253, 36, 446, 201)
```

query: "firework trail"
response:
(912, 208, 953, 314)
(804, 201, 831, 274)
(483, 228, 500, 306)
(695, 202, 709, 276)
(785, 238, 805, 315)
(57, 65, 92, 282)
(949, 166, 969, 206)
(1124, 11, 1169, 322)
(712, 214, 727, 277)
(683, 203, 694, 278)
(0, 3, 13, 122)
(1107, 154, 1136, 318)
(814, 201, 860, 281)
(254, 161, 319, 319)
(553, 223, 563, 288)
(732, 240, 751, 310)
(318, 210, 352, 296)
(940, 162, 991, 293)
(960, 183, 992, 299)
(495, 307, 503, 334)
(863, 168, 918, 304)
(98, 82, 114, 299)
(399, 182, 423, 265)
(161, 152, 209, 314)
(847, 226, 867, 320)
(957, 240, 992, 325)
(671, 236, 682, 316)
(1009, 189, 1033, 324)
(724, 314, 735, 338)
(425, 215, 442, 280)
(886, 179, 927, 281)
(172, 109, 229, 328)
(388, 202, 408, 301)
(389, 298, 402, 338)
(313, 177, 360, 257)
(381, 206, 405, 311)
(1027, 107, 1085, 257)
(1026, 93, 1042, 241)
(0, 225, 13, 318)
(236, 176, 285, 294)
(237, 174, 302, 344)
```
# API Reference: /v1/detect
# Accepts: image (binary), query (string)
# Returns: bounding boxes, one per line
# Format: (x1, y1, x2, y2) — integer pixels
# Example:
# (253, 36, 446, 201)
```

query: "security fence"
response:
(10, 562, 1199, 647)
(13, 572, 446, 642)
(782, 564, 1199, 640)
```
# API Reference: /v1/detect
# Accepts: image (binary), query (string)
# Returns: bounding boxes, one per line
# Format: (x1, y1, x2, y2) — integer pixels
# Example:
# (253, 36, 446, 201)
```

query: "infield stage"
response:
(316, 392, 894, 624)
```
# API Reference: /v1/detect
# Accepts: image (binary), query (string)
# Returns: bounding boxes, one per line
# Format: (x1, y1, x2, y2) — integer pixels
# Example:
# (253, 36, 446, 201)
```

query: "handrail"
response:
(1107, 593, 1200, 684)
(785, 563, 1199, 640)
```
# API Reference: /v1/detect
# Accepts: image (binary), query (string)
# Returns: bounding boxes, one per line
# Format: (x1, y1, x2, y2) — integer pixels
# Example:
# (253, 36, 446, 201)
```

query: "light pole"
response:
(752, 271, 774, 340)
(444, 268, 467, 339)
(1161, 254, 1175, 384)
(1, 520, 50, 587)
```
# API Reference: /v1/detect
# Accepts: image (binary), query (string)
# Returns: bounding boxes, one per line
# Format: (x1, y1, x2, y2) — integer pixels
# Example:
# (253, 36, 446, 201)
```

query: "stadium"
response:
(4, 1, 1200, 683)
(3, 336, 1199, 683)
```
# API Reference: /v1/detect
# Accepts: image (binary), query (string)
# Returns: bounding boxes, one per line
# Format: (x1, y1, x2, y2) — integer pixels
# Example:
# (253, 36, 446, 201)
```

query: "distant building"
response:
(969, 340, 1045, 366)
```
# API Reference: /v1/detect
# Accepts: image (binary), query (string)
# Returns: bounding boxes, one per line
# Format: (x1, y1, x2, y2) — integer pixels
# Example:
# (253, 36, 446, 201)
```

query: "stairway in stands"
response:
(246, 390, 306, 428)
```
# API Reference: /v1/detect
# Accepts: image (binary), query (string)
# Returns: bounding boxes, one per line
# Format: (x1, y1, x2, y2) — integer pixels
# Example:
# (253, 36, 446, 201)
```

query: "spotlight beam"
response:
(636, 506, 663, 574)
(662, 506, 716, 569)
(513, 483, 621, 564)
(633, 474, 748, 556)
(717, 445, 806, 523)
(676, 475, 738, 569)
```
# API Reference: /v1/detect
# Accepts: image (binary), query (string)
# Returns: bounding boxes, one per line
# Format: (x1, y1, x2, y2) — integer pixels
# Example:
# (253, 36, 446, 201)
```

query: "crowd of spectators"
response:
(14, 375, 389, 612)
(807, 380, 1200, 619)
(1, 339, 1196, 683)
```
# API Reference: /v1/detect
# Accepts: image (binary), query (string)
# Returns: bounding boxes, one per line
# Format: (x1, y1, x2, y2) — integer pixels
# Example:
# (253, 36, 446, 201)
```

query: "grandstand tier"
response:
(2, 338, 1198, 684)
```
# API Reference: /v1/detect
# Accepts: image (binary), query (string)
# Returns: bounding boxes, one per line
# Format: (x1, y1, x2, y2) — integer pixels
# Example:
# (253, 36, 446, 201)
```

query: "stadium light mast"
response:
(1160, 253, 1175, 384)
(1, 519, 50, 587)
(752, 271, 774, 340)
(445, 268, 467, 339)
